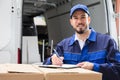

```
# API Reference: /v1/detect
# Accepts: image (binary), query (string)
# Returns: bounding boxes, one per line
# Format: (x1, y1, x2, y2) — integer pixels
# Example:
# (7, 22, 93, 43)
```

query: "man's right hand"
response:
(51, 54, 64, 66)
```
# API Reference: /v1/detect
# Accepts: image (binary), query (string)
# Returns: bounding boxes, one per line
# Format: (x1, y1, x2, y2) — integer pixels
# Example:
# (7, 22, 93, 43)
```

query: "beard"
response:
(76, 29, 84, 34)
(74, 26, 88, 34)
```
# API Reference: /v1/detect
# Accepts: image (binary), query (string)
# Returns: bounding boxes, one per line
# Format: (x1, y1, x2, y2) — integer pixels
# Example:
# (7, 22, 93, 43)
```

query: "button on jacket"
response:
(43, 29, 120, 80)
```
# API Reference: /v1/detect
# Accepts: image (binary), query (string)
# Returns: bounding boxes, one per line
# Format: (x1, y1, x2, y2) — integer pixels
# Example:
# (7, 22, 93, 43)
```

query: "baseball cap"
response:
(70, 4, 90, 18)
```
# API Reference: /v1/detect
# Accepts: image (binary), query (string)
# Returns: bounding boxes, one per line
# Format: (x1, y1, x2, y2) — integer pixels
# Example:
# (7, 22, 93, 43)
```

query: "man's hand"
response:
(77, 62, 94, 70)
(51, 54, 64, 66)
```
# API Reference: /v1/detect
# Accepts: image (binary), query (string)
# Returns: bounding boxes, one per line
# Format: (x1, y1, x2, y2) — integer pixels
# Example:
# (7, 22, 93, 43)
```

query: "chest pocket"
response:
(88, 50, 107, 64)
(63, 53, 81, 64)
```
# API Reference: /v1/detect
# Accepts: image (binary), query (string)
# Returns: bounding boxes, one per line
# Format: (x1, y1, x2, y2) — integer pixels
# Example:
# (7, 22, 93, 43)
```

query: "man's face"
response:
(70, 10, 91, 34)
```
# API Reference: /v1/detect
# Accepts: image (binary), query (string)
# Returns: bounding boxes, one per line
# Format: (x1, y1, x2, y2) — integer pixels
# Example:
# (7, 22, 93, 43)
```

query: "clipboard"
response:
(39, 64, 78, 69)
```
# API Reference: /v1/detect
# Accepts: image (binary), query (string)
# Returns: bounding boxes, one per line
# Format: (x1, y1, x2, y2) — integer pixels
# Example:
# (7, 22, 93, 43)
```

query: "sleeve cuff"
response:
(43, 57, 52, 65)
(93, 63, 100, 72)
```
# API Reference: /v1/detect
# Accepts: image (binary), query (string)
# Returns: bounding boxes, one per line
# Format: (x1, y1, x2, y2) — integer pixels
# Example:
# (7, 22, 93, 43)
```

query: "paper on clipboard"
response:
(39, 64, 78, 69)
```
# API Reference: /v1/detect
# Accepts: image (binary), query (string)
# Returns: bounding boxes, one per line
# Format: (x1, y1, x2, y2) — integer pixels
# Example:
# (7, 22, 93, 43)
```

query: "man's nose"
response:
(77, 19, 82, 23)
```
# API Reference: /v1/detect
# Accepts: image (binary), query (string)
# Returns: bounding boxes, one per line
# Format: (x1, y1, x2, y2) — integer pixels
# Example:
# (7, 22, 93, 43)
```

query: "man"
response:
(43, 4, 120, 80)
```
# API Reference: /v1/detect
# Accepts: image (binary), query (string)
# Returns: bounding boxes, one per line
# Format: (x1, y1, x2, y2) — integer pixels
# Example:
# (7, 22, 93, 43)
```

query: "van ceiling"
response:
(23, 0, 57, 16)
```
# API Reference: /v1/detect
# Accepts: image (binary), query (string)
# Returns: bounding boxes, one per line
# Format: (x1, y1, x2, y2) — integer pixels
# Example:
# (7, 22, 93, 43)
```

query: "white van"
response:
(0, 0, 119, 63)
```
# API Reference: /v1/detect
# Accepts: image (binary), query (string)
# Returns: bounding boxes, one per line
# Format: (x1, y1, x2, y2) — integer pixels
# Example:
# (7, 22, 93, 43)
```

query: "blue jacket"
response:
(43, 29, 120, 80)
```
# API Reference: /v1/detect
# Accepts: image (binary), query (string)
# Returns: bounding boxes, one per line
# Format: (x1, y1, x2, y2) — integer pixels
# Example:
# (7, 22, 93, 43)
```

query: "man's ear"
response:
(88, 16, 91, 24)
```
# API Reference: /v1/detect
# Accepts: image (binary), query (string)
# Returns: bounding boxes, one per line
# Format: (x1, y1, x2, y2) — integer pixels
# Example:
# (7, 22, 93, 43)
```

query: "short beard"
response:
(75, 26, 88, 34)
(76, 30, 84, 34)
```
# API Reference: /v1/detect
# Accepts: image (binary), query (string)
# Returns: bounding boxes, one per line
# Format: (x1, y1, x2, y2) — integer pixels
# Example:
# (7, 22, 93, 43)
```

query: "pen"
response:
(53, 49, 63, 64)
(53, 49, 61, 58)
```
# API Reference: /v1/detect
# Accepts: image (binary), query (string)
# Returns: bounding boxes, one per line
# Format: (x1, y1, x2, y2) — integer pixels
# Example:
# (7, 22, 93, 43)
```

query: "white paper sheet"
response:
(39, 64, 78, 69)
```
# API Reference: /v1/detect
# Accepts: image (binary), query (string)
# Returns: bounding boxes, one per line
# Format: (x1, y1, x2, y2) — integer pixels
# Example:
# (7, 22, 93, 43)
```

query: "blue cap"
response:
(70, 4, 90, 17)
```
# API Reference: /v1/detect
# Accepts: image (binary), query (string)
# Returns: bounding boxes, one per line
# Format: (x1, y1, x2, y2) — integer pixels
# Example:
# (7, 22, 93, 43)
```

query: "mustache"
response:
(77, 23, 84, 27)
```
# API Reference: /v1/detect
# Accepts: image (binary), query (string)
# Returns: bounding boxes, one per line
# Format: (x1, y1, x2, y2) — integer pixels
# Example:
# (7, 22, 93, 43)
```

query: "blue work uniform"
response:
(43, 29, 120, 80)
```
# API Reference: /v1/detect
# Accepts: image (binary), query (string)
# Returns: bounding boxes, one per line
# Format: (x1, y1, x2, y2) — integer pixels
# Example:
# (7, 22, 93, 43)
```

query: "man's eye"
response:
(81, 16, 86, 19)
(73, 17, 78, 19)
(74, 18, 78, 19)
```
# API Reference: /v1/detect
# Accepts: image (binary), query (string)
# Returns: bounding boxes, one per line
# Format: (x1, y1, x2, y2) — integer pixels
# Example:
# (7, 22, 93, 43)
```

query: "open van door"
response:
(0, 0, 22, 63)
(0, 0, 41, 64)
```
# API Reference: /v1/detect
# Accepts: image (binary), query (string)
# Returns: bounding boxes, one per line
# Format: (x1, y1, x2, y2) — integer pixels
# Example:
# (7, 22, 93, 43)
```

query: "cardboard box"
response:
(0, 64, 44, 80)
(0, 64, 102, 80)
(36, 65, 102, 80)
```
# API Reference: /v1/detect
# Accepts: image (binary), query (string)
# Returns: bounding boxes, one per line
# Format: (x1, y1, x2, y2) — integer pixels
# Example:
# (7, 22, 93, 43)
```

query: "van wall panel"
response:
(47, 17, 62, 45)
(57, 3, 71, 15)
(46, 9, 57, 18)
(72, 0, 100, 6)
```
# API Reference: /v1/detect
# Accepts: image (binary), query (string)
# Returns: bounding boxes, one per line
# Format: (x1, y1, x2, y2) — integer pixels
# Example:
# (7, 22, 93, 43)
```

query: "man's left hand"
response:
(77, 61, 94, 70)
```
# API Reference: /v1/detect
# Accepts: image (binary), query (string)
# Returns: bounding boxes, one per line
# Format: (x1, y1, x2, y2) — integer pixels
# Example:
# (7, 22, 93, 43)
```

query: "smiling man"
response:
(43, 4, 120, 80)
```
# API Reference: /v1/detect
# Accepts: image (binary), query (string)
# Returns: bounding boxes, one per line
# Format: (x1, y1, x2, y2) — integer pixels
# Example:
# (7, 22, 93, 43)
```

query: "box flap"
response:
(35, 65, 102, 80)
(6, 64, 42, 73)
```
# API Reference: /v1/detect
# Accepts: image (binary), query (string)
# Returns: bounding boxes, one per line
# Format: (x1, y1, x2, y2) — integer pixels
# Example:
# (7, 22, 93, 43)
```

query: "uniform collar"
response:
(88, 28, 96, 41)
(69, 28, 96, 46)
